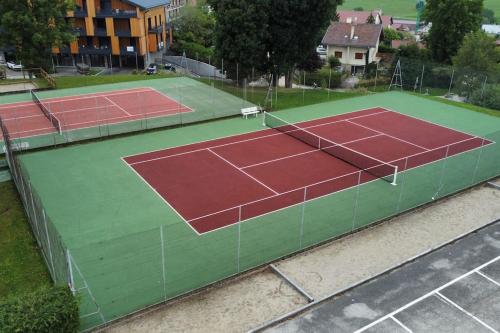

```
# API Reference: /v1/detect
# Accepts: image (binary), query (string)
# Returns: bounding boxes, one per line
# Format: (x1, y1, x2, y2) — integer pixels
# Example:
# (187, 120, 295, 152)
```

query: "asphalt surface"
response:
(266, 219, 500, 333)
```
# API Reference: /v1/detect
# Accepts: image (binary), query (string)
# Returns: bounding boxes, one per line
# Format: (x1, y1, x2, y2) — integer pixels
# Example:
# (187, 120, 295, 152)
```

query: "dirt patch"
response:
(104, 271, 307, 333)
(275, 185, 500, 299)
(104, 184, 500, 333)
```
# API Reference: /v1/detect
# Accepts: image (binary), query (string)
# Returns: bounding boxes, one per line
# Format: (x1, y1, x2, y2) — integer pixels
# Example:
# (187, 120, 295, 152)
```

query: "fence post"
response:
(351, 171, 362, 231)
(237, 206, 242, 273)
(42, 209, 56, 278)
(160, 225, 167, 301)
(66, 249, 76, 295)
(396, 158, 409, 213)
(448, 69, 455, 95)
(299, 188, 307, 249)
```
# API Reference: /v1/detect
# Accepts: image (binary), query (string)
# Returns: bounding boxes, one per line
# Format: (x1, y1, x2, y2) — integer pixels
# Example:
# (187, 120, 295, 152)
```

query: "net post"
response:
(262, 111, 267, 127)
(391, 166, 398, 186)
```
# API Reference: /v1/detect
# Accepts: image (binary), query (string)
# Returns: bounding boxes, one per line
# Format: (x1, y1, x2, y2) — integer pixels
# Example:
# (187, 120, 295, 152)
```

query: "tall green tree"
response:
(423, 0, 483, 63)
(268, 0, 342, 87)
(208, 0, 269, 82)
(170, 3, 215, 61)
(0, 0, 74, 69)
(453, 30, 500, 73)
(208, 0, 342, 86)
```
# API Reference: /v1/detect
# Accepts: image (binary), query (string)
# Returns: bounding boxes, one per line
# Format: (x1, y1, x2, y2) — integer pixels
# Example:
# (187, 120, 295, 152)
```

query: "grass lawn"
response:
(339, 0, 500, 19)
(55, 72, 177, 89)
(0, 181, 51, 300)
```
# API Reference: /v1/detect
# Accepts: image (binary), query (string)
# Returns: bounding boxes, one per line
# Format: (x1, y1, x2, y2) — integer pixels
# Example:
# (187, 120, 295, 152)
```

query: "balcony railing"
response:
(120, 46, 138, 55)
(79, 45, 111, 55)
(115, 29, 131, 37)
(95, 9, 137, 18)
(148, 25, 163, 34)
(73, 27, 86, 36)
(94, 27, 107, 36)
(74, 7, 87, 17)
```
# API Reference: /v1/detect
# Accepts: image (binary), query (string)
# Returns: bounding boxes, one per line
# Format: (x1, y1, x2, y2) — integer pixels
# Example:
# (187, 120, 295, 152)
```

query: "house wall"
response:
(327, 45, 373, 66)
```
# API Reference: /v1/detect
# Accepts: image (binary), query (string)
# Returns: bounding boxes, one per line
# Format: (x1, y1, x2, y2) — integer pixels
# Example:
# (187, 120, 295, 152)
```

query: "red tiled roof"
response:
(322, 23, 383, 48)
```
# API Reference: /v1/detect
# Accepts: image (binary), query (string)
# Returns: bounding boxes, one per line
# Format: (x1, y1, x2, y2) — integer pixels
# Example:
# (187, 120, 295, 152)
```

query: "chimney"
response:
(350, 25, 355, 39)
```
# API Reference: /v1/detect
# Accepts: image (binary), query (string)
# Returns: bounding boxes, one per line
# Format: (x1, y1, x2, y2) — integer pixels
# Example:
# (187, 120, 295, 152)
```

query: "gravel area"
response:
(275, 185, 500, 299)
(102, 183, 500, 333)
(104, 271, 307, 333)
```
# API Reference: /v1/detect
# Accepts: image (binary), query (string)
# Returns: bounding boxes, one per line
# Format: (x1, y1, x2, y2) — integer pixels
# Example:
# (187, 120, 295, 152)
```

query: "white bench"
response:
(241, 106, 261, 118)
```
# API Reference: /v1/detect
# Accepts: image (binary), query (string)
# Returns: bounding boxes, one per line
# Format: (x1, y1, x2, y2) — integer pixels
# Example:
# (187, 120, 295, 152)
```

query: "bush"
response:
(378, 44, 396, 53)
(0, 286, 79, 333)
(300, 68, 342, 89)
(469, 85, 500, 111)
(327, 56, 341, 69)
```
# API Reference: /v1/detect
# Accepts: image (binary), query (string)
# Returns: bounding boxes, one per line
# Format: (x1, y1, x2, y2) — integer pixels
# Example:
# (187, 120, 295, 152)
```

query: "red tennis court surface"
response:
(0, 87, 192, 138)
(124, 108, 491, 235)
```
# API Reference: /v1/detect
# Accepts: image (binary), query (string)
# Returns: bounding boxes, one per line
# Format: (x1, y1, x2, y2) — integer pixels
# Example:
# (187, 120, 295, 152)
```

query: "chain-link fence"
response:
(1, 77, 254, 151)
(362, 57, 500, 112)
(2, 111, 499, 331)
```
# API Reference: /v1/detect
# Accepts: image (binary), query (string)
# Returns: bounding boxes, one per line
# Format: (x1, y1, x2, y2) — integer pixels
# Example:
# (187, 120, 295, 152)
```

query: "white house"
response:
(482, 24, 500, 35)
(322, 22, 383, 75)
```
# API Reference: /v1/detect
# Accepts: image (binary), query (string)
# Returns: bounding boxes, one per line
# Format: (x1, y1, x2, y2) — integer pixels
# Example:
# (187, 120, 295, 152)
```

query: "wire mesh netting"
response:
(1, 114, 499, 331)
(0, 77, 254, 152)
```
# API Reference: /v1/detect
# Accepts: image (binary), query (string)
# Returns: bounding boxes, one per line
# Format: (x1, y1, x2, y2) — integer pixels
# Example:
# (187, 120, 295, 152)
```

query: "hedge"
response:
(0, 286, 79, 333)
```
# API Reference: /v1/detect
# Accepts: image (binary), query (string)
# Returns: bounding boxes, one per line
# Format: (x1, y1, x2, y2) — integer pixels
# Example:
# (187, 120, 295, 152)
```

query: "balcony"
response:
(148, 25, 163, 34)
(95, 9, 137, 18)
(94, 27, 107, 36)
(115, 29, 131, 37)
(73, 27, 86, 36)
(79, 45, 111, 55)
(74, 7, 87, 17)
(120, 46, 138, 55)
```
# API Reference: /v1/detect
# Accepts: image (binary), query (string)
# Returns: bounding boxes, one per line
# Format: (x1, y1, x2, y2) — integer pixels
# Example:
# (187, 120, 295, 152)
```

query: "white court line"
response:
(354, 255, 500, 333)
(476, 271, 500, 288)
(391, 316, 413, 333)
(0, 87, 154, 111)
(5, 106, 195, 137)
(148, 86, 195, 113)
(436, 291, 498, 333)
(119, 157, 201, 236)
(240, 134, 384, 170)
(128, 110, 391, 166)
(346, 119, 430, 151)
(104, 96, 132, 116)
(121, 106, 390, 160)
(207, 148, 279, 195)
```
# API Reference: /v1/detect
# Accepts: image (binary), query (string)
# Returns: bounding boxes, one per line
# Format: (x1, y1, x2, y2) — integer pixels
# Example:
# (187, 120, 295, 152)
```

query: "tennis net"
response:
(31, 90, 62, 134)
(263, 112, 398, 185)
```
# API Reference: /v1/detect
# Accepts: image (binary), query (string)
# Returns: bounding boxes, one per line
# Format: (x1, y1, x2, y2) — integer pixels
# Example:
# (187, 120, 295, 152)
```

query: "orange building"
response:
(52, 0, 171, 69)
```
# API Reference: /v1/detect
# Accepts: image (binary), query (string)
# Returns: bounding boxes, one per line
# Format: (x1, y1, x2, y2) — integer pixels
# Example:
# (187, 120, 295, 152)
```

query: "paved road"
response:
(266, 220, 500, 333)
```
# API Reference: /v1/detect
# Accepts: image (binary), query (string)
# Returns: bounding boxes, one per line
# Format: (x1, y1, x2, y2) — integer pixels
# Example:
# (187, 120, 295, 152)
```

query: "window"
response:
(334, 51, 342, 58)
(355, 53, 364, 60)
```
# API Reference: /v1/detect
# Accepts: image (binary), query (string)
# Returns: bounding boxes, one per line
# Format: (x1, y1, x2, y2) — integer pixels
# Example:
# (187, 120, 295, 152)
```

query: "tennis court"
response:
(2, 91, 500, 331)
(0, 87, 192, 138)
(124, 107, 491, 234)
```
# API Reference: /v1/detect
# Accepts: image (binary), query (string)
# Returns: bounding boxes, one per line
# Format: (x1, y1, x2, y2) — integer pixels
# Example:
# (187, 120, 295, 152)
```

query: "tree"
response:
(366, 13, 375, 24)
(383, 27, 400, 43)
(0, 0, 74, 69)
(267, 0, 342, 87)
(453, 30, 500, 73)
(209, 0, 342, 86)
(328, 55, 341, 68)
(208, 0, 269, 82)
(171, 4, 215, 61)
(423, 0, 483, 63)
(482, 8, 496, 24)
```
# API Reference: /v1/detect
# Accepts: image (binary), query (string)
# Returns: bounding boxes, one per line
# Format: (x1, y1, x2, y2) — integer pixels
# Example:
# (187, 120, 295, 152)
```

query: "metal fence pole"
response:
(66, 249, 76, 294)
(237, 206, 242, 273)
(396, 158, 409, 213)
(160, 225, 167, 301)
(42, 209, 56, 278)
(299, 188, 307, 249)
(448, 69, 455, 95)
(351, 171, 362, 231)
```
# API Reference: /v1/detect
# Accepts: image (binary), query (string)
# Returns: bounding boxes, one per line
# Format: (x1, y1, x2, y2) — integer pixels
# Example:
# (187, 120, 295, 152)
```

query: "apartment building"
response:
(52, 0, 170, 69)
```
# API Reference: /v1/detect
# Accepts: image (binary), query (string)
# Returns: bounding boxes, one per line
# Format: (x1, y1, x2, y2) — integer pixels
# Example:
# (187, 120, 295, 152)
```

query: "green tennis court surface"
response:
(4, 91, 500, 331)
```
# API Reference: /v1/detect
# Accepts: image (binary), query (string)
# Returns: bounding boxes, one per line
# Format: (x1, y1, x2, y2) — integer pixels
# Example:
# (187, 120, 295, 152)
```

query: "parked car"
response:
(146, 63, 157, 75)
(6, 61, 23, 71)
(164, 63, 176, 72)
(316, 45, 327, 56)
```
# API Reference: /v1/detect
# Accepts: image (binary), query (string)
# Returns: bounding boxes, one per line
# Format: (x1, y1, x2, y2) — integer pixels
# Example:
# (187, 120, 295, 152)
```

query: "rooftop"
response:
(322, 23, 383, 48)
(123, 0, 170, 10)
(338, 10, 393, 28)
